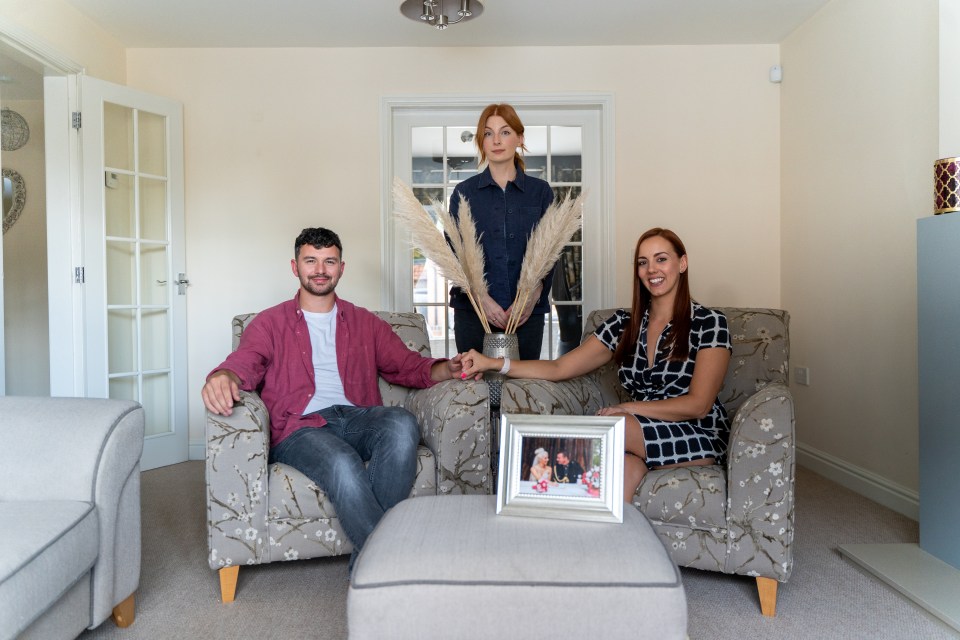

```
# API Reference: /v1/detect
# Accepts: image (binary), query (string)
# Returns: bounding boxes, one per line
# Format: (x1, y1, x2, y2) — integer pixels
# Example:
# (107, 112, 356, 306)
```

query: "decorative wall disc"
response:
(2, 168, 27, 234)
(1, 108, 30, 151)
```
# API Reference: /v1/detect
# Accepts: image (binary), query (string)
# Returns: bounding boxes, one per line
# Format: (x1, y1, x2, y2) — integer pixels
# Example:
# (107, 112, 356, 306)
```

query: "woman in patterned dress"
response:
(460, 228, 732, 501)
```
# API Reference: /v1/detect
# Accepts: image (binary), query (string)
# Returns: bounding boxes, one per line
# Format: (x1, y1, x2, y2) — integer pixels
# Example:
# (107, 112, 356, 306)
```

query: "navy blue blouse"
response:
(448, 164, 555, 314)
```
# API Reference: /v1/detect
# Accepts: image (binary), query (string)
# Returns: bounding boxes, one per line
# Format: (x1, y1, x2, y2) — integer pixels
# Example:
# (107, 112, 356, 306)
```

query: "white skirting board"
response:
(797, 443, 919, 520)
(838, 543, 960, 632)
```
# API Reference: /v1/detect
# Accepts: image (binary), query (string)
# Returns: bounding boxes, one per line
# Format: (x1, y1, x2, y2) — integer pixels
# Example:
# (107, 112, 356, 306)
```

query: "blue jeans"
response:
(269, 405, 419, 556)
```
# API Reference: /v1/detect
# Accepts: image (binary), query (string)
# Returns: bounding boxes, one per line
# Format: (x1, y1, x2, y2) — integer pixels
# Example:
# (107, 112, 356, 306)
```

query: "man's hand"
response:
(201, 370, 242, 416)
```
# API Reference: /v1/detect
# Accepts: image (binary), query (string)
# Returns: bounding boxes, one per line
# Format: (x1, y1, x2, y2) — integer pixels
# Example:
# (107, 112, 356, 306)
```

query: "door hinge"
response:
(74, 267, 85, 284)
(72, 112, 81, 129)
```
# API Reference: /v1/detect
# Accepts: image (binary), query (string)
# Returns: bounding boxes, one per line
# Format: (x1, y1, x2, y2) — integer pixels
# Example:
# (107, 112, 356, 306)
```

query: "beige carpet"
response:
(78, 462, 959, 639)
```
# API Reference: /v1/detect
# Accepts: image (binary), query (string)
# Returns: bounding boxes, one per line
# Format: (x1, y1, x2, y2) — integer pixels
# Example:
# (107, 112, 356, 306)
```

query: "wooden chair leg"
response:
(219, 565, 240, 603)
(756, 576, 778, 617)
(111, 592, 136, 627)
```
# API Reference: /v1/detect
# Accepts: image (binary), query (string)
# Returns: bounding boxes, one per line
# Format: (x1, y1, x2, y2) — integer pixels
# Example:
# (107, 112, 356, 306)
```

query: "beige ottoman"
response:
(347, 495, 686, 639)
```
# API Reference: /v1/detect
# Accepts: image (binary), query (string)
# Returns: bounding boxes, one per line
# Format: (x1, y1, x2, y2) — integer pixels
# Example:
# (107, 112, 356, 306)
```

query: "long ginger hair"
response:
(613, 228, 693, 365)
(474, 103, 528, 172)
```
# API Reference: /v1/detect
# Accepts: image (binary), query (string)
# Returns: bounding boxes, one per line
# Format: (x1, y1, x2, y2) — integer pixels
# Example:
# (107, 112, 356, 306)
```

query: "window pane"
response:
(142, 309, 170, 370)
(106, 240, 136, 305)
(138, 111, 167, 177)
(104, 103, 134, 171)
(551, 126, 582, 183)
(412, 127, 444, 184)
(140, 244, 169, 306)
(108, 309, 137, 374)
(140, 177, 167, 241)
(446, 127, 478, 181)
(142, 373, 171, 437)
(523, 125, 547, 179)
(105, 173, 135, 238)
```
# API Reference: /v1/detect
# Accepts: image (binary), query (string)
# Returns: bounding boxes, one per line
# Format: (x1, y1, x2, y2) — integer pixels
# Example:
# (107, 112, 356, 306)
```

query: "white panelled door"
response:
(80, 76, 187, 470)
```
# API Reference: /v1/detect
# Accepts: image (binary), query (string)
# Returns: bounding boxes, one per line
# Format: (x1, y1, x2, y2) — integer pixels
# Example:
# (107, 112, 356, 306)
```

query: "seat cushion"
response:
(634, 465, 728, 530)
(0, 501, 98, 638)
(348, 495, 686, 639)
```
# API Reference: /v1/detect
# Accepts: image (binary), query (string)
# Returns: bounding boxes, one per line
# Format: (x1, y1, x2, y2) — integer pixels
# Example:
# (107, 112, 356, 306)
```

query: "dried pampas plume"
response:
(391, 178, 490, 332)
(450, 194, 490, 318)
(506, 190, 587, 334)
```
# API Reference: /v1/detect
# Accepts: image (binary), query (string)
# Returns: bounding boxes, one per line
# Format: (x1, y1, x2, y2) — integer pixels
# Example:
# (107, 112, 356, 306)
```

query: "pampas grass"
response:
(505, 190, 586, 334)
(392, 178, 490, 333)
(450, 194, 490, 322)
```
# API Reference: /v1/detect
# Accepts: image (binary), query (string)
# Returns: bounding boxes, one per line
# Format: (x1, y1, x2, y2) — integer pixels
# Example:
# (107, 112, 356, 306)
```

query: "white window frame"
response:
(379, 94, 616, 335)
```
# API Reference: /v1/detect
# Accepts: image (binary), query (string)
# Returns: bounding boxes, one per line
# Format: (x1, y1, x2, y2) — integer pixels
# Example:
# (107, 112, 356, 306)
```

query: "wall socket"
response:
(794, 366, 810, 386)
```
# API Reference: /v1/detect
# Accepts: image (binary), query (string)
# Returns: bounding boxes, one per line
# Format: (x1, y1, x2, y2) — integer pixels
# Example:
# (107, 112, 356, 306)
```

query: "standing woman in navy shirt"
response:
(450, 103, 555, 360)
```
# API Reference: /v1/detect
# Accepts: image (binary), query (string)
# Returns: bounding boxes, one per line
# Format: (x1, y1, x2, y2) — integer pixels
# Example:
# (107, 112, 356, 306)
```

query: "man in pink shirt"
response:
(202, 227, 465, 567)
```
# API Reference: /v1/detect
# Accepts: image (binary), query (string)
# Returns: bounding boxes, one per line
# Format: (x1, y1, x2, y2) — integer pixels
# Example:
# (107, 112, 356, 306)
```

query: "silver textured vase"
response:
(482, 332, 519, 409)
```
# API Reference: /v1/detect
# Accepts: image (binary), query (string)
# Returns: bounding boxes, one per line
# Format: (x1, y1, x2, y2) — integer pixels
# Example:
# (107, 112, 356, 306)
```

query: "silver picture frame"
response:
(497, 413, 625, 523)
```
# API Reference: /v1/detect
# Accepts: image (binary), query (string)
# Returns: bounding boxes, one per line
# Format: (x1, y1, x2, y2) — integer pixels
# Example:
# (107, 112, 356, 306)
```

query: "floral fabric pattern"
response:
(501, 307, 794, 584)
(207, 311, 490, 571)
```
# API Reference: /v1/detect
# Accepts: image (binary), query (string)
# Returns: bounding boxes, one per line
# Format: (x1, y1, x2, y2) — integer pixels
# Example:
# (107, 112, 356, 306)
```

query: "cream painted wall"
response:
(0, 0, 125, 82)
(123, 45, 782, 448)
(2, 99, 49, 396)
(781, 0, 937, 493)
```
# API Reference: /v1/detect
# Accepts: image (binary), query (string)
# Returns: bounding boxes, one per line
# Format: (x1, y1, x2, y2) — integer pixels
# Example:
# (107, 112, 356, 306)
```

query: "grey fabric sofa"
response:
(0, 397, 145, 640)
(500, 307, 795, 616)
(206, 311, 491, 602)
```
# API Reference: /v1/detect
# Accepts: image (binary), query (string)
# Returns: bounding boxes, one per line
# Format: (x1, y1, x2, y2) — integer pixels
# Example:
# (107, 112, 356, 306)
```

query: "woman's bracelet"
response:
(499, 357, 511, 375)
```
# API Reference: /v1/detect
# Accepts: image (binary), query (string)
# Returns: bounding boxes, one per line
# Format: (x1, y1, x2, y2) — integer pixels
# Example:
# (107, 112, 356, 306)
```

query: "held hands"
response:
(458, 349, 497, 380)
(201, 370, 242, 416)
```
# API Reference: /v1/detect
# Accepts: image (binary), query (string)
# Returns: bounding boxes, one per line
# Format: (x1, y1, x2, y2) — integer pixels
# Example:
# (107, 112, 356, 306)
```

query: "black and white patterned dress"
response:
(594, 303, 732, 467)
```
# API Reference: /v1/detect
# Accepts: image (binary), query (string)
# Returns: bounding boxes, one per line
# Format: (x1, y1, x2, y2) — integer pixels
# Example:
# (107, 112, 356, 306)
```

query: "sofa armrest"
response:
(723, 383, 795, 581)
(500, 374, 612, 417)
(206, 390, 271, 570)
(0, 396, 146, 625)
(405, 379, 491, 495)
(0, 397, 144, 500)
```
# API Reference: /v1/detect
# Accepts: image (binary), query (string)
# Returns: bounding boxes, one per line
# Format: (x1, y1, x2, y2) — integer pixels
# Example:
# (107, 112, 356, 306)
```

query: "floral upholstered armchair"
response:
(500, 307, 794, 617)
(206, 311, 491, 602)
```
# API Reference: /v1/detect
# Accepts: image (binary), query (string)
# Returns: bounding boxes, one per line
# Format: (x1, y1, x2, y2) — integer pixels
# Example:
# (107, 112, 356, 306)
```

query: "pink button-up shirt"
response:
(210, 292, 443, 447)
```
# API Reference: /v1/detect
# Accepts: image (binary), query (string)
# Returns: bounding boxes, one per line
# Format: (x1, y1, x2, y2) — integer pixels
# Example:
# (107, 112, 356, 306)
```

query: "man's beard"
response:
(302, 275, 336, 297)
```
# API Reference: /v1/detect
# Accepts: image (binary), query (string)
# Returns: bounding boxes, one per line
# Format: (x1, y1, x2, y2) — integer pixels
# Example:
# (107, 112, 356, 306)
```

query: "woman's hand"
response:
(505, 284, 542, 328)
(459, 349, 499, 379)
(596, 405, 632, 417)
(481, 294, 508, 329)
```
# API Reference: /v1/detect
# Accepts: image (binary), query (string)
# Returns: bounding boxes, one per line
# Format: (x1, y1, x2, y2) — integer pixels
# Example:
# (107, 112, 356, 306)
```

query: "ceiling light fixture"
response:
(400, 0, 484, 30)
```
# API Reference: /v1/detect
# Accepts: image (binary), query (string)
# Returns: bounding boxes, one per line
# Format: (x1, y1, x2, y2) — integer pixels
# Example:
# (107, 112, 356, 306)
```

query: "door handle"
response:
(176, 273, 190, 295)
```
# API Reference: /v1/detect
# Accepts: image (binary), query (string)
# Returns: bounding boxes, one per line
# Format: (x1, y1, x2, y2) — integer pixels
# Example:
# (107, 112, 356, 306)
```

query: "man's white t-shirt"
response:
(302, 305, 353, 415)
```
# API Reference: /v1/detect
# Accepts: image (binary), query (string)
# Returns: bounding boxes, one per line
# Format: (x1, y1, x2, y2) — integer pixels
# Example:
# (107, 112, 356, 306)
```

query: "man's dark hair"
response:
(294, 227, 342, 259)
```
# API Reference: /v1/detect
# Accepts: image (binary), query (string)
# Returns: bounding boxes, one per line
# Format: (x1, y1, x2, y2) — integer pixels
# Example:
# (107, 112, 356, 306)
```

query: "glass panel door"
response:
(82, 75, 186, 470)
(102, 102, 172, 438)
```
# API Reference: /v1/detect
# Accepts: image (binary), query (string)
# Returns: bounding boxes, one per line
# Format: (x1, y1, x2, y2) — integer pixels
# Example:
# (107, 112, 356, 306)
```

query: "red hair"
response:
(475, 103, 528, 172)
(613, 228, 693, 365)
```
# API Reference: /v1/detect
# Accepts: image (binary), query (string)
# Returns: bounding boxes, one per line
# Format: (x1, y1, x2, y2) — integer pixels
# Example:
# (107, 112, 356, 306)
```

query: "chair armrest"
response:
(500, 374, 612, 417)
(206, 390, 271, 570)
(724, 383, 795, 581)
(405, 379, 492, 495)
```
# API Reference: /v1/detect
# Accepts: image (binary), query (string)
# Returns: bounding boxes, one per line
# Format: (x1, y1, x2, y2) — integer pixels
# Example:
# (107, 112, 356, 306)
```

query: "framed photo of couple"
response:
(496, 413, 625, 524)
